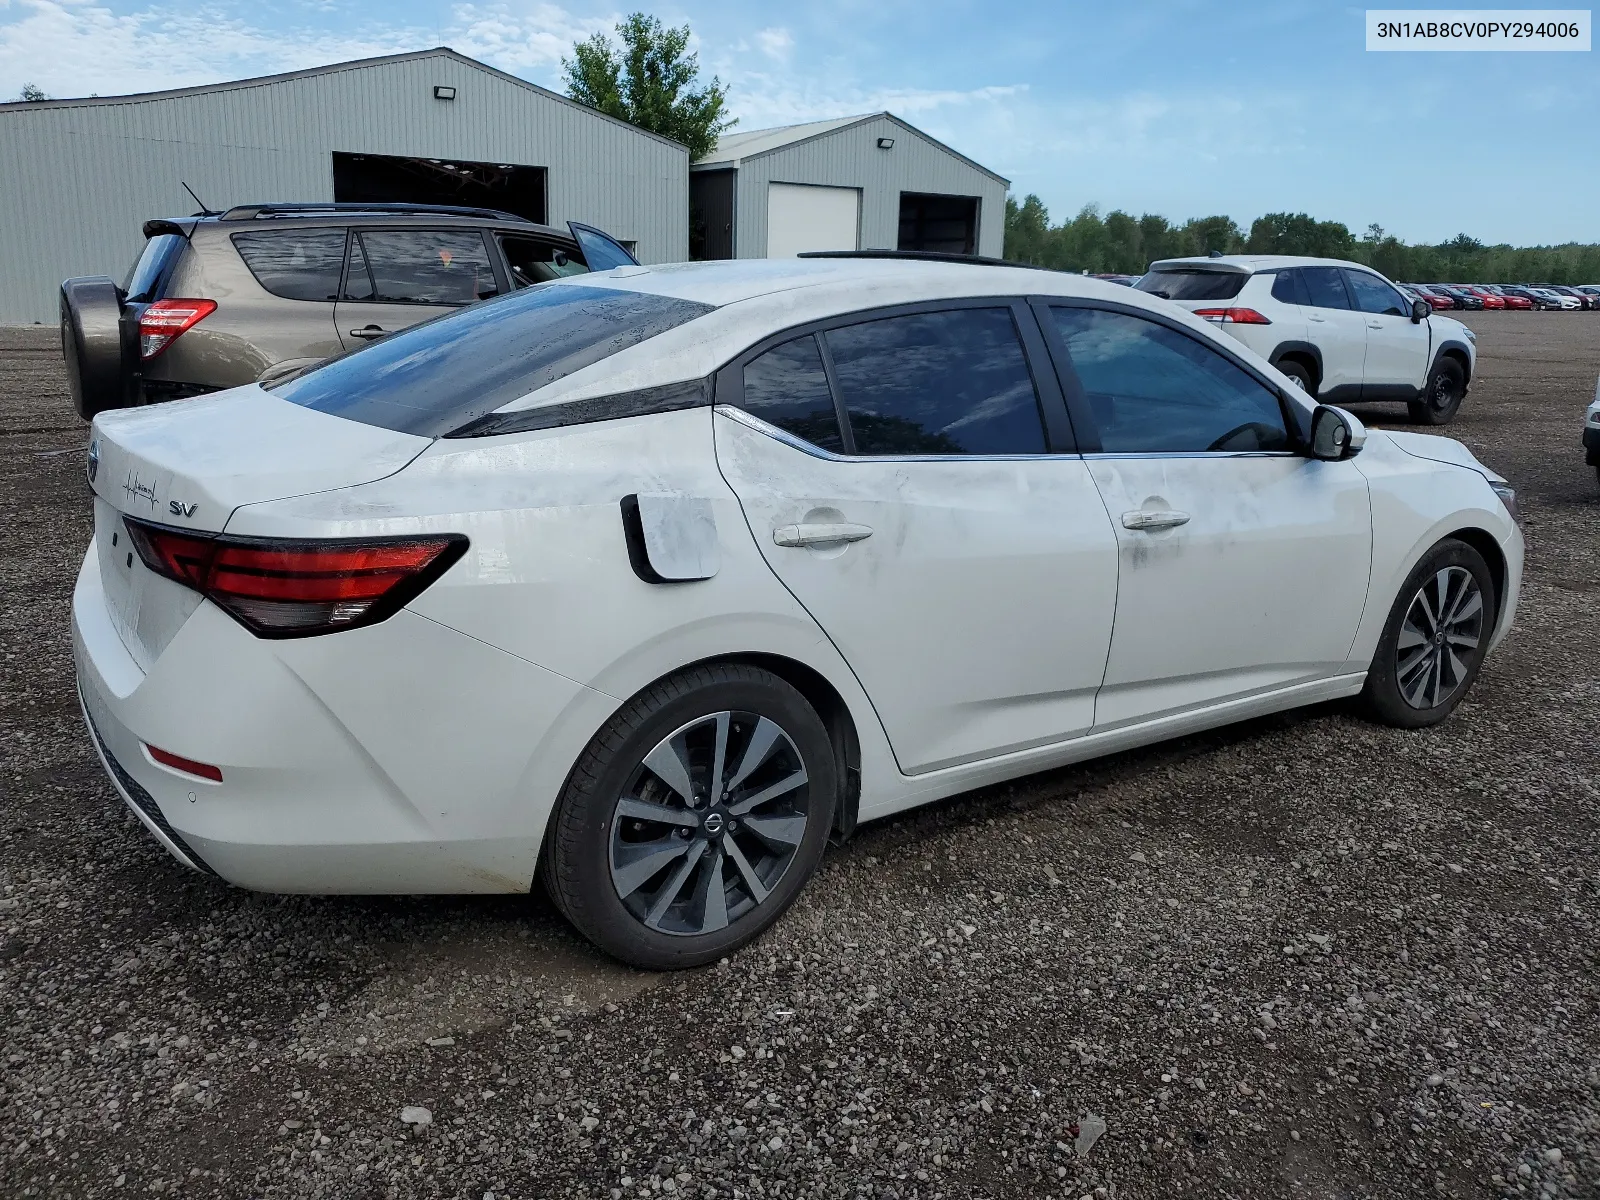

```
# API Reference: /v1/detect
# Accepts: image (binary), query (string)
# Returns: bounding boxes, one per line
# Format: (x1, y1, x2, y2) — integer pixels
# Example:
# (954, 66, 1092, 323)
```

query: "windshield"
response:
(270, 283, 713, 436)
(1134, 270, 1247, 301)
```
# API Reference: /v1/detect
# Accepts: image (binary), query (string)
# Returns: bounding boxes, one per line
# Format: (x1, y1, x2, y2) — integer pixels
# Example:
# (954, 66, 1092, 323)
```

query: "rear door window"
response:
(740, 335, 845, 453)
(1344, 270, 1409, 316)
(272, 284, 713, 436)
(356, 230, 500, 305)
(824, 308, 1046, 456)
(1134, 270, 1247, 301)
(1300, 267, 1352, 310)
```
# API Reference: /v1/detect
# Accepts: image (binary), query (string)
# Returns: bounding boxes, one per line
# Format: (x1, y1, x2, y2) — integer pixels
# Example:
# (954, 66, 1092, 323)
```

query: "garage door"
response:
(766, 183, 860, 258)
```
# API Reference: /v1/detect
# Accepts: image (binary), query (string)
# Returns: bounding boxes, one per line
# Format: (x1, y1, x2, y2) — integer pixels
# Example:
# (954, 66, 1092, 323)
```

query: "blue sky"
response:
(1, 1, 1593, 245)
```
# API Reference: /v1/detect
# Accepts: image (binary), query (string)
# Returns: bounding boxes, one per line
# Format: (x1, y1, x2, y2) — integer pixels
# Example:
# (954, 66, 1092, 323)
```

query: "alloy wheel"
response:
(609, 711, 811, 936)
(1395, 566, 1484, 709)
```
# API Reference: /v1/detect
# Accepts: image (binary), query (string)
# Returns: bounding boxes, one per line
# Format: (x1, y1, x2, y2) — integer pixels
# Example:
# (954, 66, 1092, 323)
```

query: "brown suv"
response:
(60, 202, 638, 419)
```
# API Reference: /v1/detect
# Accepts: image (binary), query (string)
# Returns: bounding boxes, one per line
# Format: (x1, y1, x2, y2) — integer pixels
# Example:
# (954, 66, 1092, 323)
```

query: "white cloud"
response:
(752, 25, 791, 60)
(0, 0, 614, 98)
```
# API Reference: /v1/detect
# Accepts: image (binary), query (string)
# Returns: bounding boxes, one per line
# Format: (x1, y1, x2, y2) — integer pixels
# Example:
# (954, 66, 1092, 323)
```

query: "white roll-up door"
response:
(766, 183, 861, 258)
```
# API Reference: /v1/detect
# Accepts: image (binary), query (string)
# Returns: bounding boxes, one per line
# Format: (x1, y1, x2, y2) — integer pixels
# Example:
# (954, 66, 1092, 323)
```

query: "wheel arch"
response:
(1269, 340, 1323, 390)
(696, 651, 863, 843)
(1443, 525, 1508, 623)
(1432, 340, 1474, 386)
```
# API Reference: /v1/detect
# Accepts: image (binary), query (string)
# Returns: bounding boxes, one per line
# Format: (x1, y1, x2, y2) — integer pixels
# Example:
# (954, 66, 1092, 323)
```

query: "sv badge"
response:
(169, 500, 198, 518)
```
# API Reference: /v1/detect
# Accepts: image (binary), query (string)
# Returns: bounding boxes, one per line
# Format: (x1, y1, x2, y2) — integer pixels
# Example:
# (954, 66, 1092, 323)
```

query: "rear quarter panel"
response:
(222, 405, 900, 837)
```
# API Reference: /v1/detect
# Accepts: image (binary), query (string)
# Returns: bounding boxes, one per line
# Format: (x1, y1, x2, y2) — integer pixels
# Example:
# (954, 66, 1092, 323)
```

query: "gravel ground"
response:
(2, 313, 1598, 1200)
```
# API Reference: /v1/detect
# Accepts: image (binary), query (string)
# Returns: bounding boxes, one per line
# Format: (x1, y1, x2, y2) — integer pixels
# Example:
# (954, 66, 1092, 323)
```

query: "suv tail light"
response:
(138, 299, 217, 359)
(122, 517, 468, 638)
(1192, 307, 1272, 325)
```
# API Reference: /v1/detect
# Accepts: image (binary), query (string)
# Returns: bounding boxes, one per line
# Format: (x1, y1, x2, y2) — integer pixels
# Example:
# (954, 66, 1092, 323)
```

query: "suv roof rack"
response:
(217, 202, 532, 223)
(797, 249, 1048, 270)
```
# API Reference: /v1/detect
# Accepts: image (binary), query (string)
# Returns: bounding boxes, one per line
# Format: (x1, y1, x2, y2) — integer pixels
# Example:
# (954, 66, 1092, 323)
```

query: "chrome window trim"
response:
(1081, 450, 1303, 461)
(715, 404, 1075, 464)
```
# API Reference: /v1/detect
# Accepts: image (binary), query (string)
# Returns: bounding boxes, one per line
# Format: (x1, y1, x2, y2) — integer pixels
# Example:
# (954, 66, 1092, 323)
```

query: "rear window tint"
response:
(1270, 270, 1311, 305)
(741, 334, 845, 453)
(1134, 270, 1246, 301)
(232, 230, 349, 302)
(358, 230, 499, 304)
(124, 234, 187, 302)
(270, 284, 713, 437)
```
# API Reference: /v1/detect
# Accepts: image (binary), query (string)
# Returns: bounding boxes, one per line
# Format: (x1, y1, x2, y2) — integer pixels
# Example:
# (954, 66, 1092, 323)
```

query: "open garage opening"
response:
(332, 152, 548, 222)
(898, 192, 978, 255)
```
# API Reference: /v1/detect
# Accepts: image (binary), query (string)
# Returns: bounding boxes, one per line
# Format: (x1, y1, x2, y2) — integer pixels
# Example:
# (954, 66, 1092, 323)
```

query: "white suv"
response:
(1137, 256, 1477, 425)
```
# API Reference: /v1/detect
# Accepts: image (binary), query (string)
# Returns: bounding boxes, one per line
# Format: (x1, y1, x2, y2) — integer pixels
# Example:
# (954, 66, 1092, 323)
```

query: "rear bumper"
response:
(72, 541, 611, 894)
(1584, 424, 1600, 464)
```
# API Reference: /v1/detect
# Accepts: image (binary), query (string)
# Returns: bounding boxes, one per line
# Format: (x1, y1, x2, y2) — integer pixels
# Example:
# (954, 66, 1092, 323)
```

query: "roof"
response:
(480, 257, 1164, 414)
(693, 112, 1008, 184)
(1149, 254, 1373, 274)
(0, 47, 688, 152)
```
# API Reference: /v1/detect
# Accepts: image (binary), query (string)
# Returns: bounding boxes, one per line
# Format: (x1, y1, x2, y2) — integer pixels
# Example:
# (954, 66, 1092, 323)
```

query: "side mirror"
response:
(1411, 298, 1430, 323)
(1310, 404, 1366, 461)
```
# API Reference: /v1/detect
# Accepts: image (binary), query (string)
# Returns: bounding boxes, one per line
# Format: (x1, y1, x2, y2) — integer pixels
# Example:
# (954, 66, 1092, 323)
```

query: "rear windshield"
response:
(123, 234, 187, 302)
(270, 284, 714, 437)
(1135, 269, 1247, 301)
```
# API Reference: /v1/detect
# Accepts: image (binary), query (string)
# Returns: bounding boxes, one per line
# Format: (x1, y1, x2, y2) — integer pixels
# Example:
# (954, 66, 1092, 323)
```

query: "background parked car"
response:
(1523, 286, 1582, 311)
(1404, 284, 1458, 311)
(1139, 255, 1475, 423)
(1436, 285, 1485, 311)
(59, 202, 639, 419)
(1458, 285, 1508, 309)
(1536, 285, 1594, 310)
(1500, 285, 1561, 310)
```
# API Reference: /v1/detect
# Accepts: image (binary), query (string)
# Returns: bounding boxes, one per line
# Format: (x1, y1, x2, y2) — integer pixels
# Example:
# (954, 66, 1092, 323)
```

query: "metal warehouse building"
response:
(690, 114, 1009, 261)
(0, 48, 689, 324)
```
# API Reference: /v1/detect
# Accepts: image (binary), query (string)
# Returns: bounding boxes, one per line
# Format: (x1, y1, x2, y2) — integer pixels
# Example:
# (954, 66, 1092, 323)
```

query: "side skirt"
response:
(858, 672, 1367, 822)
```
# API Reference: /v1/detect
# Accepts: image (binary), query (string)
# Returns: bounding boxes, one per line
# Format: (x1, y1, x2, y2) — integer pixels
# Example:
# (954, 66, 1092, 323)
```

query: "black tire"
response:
(541, 663, 836, 969)
(1359, 538, 1497, 729)
(59, 277, 129, 420)
(1408, 356, 1466, 425)
(1275, 358, 1316, 396)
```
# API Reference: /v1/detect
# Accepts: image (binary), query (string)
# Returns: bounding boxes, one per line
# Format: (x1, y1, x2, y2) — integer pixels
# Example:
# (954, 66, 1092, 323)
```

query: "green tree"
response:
(563, 13, 733, 159)
(17, 83, 47, 102)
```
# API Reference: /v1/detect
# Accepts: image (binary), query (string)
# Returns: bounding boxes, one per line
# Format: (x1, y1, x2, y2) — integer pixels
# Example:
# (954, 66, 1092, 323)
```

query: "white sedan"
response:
(73, 257, 1522, 969)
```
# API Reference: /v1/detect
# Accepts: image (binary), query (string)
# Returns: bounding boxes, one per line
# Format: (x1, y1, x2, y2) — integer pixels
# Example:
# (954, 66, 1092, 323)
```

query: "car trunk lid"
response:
(88, 385, 431, 666)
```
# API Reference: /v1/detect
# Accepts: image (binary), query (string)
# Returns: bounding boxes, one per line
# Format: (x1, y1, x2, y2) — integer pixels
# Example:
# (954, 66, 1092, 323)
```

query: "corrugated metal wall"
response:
(721, 115, 1007, 260)
(0, 52, 689, 324)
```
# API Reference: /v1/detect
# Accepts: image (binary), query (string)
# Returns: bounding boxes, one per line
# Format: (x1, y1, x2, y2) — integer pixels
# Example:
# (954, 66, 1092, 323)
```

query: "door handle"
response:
(348, 325, 387, 340)
(772, 522, 873, 548)
(1367, 321, 1384, 329)
(1121, 510, 1190, 531)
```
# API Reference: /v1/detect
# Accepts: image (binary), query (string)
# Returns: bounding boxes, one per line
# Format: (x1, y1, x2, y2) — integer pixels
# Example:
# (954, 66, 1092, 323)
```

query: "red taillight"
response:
(138, 298, 217, 359)
(123, 517, 467, 638)
(1191, 307, 1272, 325)
(146, 744, 223, 783)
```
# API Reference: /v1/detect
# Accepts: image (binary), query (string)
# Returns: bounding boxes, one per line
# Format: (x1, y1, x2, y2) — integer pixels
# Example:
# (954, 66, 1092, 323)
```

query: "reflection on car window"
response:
(1300, 267, 1351, 310)
(272, 284, 713, 436)
(232, 230, 348, 302)
(741, 335, 844, 452)
(1344, 270, 1408, 317)
(824, 309, 1046, 456)
(356, 230, 499, 305)
(1050, 307, 1289, 454)
(500, 236, 590, 287)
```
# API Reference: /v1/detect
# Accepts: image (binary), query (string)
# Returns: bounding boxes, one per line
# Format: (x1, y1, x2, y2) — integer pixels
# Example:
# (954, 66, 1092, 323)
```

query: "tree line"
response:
(1004, 195, 1600, 284)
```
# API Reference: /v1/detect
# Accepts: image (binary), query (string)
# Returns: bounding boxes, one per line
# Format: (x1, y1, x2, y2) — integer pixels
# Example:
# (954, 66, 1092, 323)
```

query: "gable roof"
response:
(693, 112, 1008, 184)
(0, 47, 688, 152)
